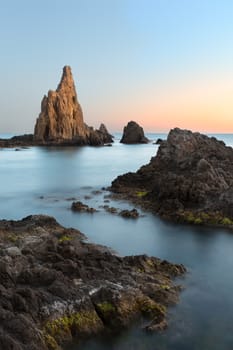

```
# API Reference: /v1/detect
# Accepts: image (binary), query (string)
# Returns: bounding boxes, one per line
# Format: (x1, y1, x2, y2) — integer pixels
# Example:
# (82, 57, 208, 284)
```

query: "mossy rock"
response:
(58, 235, 72, 243)
(136, 191, 148, 198)
(44, 310, 102, 345)
(221, 217, 233, 225)
(96, 301, 116, 320)
(43, 334, 60, 350)
(138, 297, 166, 320)
(180, 210, 233, 227)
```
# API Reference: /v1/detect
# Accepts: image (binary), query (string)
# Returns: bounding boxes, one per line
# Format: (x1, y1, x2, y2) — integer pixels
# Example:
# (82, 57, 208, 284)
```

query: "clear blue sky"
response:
(1, 0, 233, 133)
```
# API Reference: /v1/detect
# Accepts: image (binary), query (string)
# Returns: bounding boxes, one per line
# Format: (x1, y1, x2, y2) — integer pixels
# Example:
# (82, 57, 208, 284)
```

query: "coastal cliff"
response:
(111, 128, 233, 227)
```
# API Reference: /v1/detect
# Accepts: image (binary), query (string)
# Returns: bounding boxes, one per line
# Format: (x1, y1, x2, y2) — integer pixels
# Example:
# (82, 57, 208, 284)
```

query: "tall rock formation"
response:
(34, 66, 113, 145)
(120, 121, 149, 144)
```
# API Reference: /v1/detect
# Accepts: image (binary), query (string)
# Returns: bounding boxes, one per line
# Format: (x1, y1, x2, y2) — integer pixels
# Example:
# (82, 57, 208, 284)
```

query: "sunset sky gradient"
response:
(0, 0, 233, 133)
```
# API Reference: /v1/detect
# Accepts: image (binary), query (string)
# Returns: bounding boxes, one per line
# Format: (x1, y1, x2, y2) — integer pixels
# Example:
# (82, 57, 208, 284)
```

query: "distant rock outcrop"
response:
(34, 66, 113, 146)
(120, 121, 149, 144)
(112, 128, 233, 227)
(97, 123, 114, 143)
(0, 134, 34, 148)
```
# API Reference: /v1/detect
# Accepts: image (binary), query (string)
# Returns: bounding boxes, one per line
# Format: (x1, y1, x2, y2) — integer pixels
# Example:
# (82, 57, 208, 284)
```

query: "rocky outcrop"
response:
(120, 121, 149, 144)
(1, 67, 113, 148)
(33, 66, 113, 146)
(71, 201, 97, 213)
(97, 123, 114, 144)
(111, 128, 233, 227)
(0, 214, 185, 350)
(34, 66, 88, 143)
(0, 134, 34, 148)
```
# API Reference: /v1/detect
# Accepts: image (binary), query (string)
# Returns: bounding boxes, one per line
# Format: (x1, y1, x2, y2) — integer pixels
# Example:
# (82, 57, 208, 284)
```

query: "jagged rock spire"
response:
(34, 66, 113, 145)
(34, 66, 87, 142)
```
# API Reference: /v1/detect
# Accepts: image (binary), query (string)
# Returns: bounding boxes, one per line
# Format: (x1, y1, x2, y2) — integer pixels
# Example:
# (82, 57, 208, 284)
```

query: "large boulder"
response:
(120, 121, 149, 144)
(112, 128, 233, 226)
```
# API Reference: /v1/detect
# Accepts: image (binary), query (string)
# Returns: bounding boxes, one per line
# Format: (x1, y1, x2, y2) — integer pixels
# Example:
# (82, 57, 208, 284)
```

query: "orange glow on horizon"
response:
(86, 75, 233, 134)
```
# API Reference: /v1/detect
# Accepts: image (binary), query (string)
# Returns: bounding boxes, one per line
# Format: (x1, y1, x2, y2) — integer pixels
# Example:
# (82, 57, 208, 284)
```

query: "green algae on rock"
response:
(0, 215, 185, 350)
(111, 128, 233, 230)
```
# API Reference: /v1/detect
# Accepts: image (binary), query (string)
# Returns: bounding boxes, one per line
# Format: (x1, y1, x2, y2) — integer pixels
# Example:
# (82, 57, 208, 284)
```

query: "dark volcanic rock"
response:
(97, 123, 114, 144)
(154, 138, 163, 145)
(119, 208, 139, 218)
(0, 215, 185, 350)
(111, 128, 233, 226)
(34, 66, 87, 143)
(71, 201, 97, 213)
(120, 121, 149, 144)
(0, 134, 34, 148)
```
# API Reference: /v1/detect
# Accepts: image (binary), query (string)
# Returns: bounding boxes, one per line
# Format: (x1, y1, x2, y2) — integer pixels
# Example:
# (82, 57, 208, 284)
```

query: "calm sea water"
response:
(1, 132, 233, 350)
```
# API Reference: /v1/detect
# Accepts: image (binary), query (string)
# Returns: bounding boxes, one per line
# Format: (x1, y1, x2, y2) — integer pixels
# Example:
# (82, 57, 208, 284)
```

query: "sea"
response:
(1, 132, 233, 350)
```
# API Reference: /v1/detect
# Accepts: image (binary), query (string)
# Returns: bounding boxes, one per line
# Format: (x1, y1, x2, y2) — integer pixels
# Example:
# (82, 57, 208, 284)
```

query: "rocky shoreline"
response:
(111, 128, 233, 229)
(0, 215, 185, 350)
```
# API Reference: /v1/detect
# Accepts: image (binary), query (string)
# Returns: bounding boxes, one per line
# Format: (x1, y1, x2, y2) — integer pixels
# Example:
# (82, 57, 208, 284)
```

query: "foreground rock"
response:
(0, 67, 113, 148)
(120, 121, 149, 144)
(0, 215, 185, 350)
(111, 128, 233, 227)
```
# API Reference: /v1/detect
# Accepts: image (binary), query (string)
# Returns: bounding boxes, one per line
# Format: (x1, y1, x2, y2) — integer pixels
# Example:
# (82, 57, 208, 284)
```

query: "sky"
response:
(0, 0, 233, 133)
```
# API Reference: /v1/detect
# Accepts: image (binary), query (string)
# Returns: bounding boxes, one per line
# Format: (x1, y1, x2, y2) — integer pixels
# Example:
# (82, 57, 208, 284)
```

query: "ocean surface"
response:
(1, 132, 233, 350)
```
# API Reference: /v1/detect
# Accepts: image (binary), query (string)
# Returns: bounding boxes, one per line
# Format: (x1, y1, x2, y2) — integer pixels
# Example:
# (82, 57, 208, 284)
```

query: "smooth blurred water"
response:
(1, 133, 233, 350)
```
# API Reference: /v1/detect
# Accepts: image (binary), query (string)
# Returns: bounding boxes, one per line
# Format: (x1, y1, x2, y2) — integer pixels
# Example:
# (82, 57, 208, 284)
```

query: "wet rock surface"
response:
(71, 201, 97, 213)
(0, 215, 185, 350)
(101, 205, 139, 218)
(111, 128, 233, 227)
(120, 121, 149, 144)
(0, 134, 34, 148)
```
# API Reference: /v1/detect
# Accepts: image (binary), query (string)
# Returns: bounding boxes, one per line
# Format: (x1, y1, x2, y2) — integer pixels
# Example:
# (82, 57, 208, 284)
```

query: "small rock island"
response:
(0, 215, 185, 350)
(120, 121, 149, 144)
(112, 128, 233, 227)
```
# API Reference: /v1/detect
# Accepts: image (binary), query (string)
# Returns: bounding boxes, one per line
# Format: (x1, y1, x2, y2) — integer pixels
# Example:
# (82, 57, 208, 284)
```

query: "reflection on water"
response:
(1, 133, 233, 350)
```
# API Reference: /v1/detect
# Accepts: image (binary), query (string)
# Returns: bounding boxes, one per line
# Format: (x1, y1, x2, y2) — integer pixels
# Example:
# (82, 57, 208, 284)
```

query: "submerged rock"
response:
(119, 208, 139, 218)
(111, 128, 233, 227)
(71, 201, 97, 213)
(120, 121, 149, 144)
(0, 214, 185, 350)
